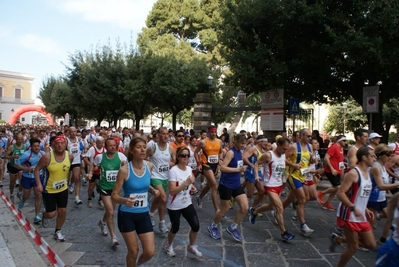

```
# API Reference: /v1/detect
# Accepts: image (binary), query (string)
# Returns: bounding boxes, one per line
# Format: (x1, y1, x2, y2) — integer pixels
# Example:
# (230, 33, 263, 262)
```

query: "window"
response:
(21, 117, 25, 122)
(15, 88, 21, 99)
(0, 84, 3, 99)
(0, 113, 2, 120)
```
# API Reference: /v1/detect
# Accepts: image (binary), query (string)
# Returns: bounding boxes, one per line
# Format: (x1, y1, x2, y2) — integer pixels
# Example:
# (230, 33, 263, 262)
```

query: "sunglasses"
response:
(177, 135, 184, 137)
(179, 154, 190, 158)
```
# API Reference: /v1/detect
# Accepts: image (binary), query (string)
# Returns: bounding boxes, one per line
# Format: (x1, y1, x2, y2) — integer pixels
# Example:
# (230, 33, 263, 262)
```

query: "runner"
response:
(317, 135, 346, 211)
(14, 138, 45, 223)
(112, 137, 160, 267)
(34, 135, 73, 242)
(347, 129, 368, 169)
(147, 127, 176, 233)
(66, 127, 83, 204)
(4, 134, 25, 202)
(169, 129, 186, 151)
(249, 137, 295, 241)
(164, 147, 202, 258)
(330, 147, 377, 266)
(194, 125, 224, 212)
(207, 134, 248, 242)
(368, 132, 382, 150)
(93, 138, 127, 246)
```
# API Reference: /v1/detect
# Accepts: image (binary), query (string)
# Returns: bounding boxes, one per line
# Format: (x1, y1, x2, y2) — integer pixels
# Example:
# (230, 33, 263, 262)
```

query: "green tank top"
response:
(10, 144, 26, 166)
(99, 153, 122, 190)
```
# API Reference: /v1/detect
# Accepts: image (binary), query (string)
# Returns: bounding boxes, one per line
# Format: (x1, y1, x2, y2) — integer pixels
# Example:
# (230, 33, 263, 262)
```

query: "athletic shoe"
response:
(322, 201, 336, 211)
(69, 184, 74, 194)
(10, 195, 14, 203)
(358, 247, 369, 252)
(159, 221, 169, 233)
(18, 200, 24, 209)
(281, 232, 295, 241)
(42, 212, 49, 228)
(91, 191, 95, 199)
(88, 200, 93, 208)
(226, 225, 243, 241)
(329, 232, 340, 252)
(187, 245, 202, 257)
(98, 220, 108, 236)
(98, 200, 104, 209)
(111, 236, 119, 246)
(54, 231, 65, 242)
(75, 198, 83, 205)
(271, 210, 278, 225)
(317, 191, 324, 204)
(33, 215, 42, 224)
(291, 210, 299, 221)
(15, 180, 20, 186)
(207, 224, 221, 239)
(17, 191, 22, 201)
(164, 242, 176, 257)
(334, 226, 345, 237)
(300, 224, 314, 237)
(196, 196, 203, 209)
(229, 197, 235, 209)
(248, 207, 257, 224)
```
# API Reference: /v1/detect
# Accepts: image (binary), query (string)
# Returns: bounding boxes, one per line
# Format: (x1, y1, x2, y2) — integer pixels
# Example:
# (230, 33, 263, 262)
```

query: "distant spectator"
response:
(221, 128, 230, 144)
(312, 130, 324, 149)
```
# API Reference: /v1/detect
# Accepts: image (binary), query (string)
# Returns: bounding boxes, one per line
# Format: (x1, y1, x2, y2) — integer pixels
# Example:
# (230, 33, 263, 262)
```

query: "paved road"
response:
(0, 173, 382, 267)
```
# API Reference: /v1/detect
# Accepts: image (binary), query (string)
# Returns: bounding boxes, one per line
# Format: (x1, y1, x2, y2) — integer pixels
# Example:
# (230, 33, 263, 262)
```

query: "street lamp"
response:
(11, 108, 14, 113)
(342, 102, 347, 134)
(207, 74, 213, 87)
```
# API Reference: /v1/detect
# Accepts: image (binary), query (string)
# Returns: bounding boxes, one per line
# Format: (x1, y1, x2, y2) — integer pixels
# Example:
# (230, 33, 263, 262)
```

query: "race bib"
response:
(360, 185, 372, 198)
(237, 160, 243, 168)
(106, 170, 118, 182)
(339, 162, 345, 170)
(71, 148, 79, 154)
(130, 193, 148, 208)
(158, 164, 169, 173)
(53, 180, 66, 190)
(208, 155, 218, 164)
(190, 164, 197, 170)
(300, 168, 310, 176)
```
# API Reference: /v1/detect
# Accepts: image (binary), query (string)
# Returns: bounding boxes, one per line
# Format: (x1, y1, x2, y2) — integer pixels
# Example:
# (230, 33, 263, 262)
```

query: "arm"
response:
(111, 164, 135, 206)
(242, 146, 256, 168)
(324, 152, 337, 176)
(169, 146, 176, 167)
(369, 164, 399, 190)
(146, 145, 155, 159)
(168, 169, 195, 195)
(194, 141, 204, 171)
(219, 150, 247, 173)
(218, 139, 224, 163)
(284, 145, 300, 170)
(336, 170, 362, 217)
(34, 154, 50, 193)
(386, 155, 399, 180)
(254, 152, 271, 181)
(4, 145, 15, 160)
(347, 147, 357, 169)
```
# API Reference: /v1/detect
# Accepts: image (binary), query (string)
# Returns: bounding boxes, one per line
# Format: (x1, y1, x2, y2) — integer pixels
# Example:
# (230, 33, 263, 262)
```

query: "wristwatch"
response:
(350, 206, 356, 211)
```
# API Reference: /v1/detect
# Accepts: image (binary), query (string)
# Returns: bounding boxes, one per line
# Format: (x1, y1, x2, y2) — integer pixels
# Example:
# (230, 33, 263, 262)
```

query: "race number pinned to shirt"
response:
(208, 155, 219, 164)
(339, 162, 346, 170)
(360, 184, 372, 198)
(53, 180, 66, 190)
(300, 168, 310, 176)
(237, 160, 243, 168)
(158, 164, 169, 173)
(106, 170, 118, 182)
(130, 193, 148, 208)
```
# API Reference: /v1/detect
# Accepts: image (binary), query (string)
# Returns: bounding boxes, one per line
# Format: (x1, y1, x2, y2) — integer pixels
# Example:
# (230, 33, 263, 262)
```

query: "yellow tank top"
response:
(201, 138, 221, 166)
(46, 151, 71, 193)
(289, 144, 311, 182)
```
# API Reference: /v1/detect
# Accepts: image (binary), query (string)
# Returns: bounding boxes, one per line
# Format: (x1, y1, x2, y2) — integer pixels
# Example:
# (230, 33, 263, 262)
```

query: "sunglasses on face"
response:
(179, 154, 190, 158)
(177, 135, 184, 138)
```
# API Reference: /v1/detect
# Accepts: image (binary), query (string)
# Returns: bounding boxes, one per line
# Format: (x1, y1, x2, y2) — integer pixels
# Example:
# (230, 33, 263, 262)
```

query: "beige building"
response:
(0, 70, 35, 123)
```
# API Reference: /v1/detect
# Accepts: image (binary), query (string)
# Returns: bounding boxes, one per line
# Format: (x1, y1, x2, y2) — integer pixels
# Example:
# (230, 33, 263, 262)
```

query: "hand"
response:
(366, 208, 374, 221)
(353, 207, 363, 217)
(331, 168, 337, 176)
(239, 165, 248, 172)
(125, 195, 136, 207)
(152, 189, 160, 198)
(35, 184, 43, 193)
(186, 175, 195, 185)
(87, 173, 93, 180)
(255, 175, 260, 182)
(197, 165, 202, 172)
(294, 164, 301, 170)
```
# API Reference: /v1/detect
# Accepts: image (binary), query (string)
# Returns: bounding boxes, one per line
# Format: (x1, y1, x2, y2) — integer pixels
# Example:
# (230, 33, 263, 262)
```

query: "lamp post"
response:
(342, 102, 347, 134)
(207, 74, 213, 88)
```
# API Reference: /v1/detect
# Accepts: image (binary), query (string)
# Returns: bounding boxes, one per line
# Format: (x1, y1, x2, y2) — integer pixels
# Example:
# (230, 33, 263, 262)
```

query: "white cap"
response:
(369, 132, 382, 139)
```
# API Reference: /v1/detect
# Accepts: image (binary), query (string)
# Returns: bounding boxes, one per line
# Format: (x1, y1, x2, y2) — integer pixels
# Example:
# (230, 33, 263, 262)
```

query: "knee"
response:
(143, 246, 154, 258)
(240, 202, 249, 213)
(127, 247, 139, 258)
(220, 205, 230, 214)
(170, 224, 180, 234)
(46, 211, 57, 219)
(191, 222, 200, 233)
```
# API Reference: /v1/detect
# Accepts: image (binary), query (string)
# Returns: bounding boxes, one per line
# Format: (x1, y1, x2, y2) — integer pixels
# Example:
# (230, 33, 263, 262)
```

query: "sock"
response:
(211, 222, 218, 227)
(149, 212, 155, 217)
(55, 229, 60, 233)
(160, 220, 165, 223)
(300, 222, 306, 228)
(281, 231, 288, 236)
(230, 222, 238, 229)
(75, 195, 79, 200)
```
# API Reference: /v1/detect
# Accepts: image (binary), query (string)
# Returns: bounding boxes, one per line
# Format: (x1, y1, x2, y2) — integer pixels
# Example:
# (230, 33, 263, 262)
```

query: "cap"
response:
(369, 132, 382, 139)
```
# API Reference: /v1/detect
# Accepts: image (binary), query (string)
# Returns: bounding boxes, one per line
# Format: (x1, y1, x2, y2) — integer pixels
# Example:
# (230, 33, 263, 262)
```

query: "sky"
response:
(0, 0, 158, 97)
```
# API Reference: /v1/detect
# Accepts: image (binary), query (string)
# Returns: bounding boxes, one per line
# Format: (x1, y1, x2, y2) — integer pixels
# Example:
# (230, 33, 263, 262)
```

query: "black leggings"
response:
(168, 204, 200, 234)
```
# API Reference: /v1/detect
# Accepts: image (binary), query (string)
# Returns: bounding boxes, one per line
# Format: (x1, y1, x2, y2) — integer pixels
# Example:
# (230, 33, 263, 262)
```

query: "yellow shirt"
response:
(288, 145, 311, 183)
(45, 151, 70, 193)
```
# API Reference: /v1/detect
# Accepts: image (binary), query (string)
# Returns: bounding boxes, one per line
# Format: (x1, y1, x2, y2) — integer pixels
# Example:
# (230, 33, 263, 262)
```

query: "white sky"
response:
(0, 0, 157, 96)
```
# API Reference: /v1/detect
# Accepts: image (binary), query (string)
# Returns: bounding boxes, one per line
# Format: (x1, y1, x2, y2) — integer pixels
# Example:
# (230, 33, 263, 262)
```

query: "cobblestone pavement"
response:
(0, 173, 382, 267)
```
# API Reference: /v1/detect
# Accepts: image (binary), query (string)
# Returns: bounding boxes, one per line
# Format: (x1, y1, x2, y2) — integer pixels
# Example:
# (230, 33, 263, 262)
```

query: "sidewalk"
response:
(0, 188, 48, 267)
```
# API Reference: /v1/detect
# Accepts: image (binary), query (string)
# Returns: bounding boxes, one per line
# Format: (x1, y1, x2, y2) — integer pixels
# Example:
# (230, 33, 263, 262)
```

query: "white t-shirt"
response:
(167, 166, 193, 210)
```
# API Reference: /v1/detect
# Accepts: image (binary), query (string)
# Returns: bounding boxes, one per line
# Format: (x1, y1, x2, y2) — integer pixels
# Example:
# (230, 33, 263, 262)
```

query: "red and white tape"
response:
(0, 190, 66, 267)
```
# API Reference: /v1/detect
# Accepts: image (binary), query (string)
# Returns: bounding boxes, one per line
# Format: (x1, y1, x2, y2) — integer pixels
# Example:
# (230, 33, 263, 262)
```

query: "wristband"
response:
(197, 162, 202, 167)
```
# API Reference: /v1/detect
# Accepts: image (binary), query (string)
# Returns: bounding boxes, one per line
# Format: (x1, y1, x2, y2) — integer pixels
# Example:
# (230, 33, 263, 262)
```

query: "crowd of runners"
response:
(0, 123, 399, 267)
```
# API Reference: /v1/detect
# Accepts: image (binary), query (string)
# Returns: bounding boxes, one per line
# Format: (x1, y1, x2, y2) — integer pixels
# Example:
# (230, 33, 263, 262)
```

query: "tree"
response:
(219, 0, 399, 138)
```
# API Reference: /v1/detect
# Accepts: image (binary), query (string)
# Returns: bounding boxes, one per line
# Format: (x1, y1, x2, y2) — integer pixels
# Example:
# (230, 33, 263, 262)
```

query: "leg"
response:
(233, 193, 249, 224)
(338, 227, 359, 267)
(34, 188, 42, 216)
(166, 209, 181, 245)
(306, 183, 318, 202)
(121, 231, 139, 266)
(293, 187, 307, 223)
(181, 205, 200, 246)
(102, 195, 116, 238)
(252, 180, 265, 208)
(203, 169, 219, 211)
(72, 166, 81, 199)
(137, 232, 155, 265)
(9, 173, 17, 195)
(265, 191, 286, 233)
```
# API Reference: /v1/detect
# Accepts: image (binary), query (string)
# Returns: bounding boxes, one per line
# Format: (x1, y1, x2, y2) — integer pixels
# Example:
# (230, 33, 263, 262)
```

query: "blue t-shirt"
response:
(119, 161, 151, 213)
(220, 147, 244, 189)
(15, 149, 45, 178)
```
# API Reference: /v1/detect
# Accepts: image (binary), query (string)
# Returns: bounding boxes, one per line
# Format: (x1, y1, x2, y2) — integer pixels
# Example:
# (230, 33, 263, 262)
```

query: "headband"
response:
(54, 136, 66, 142)
(257, 138, 268, 142)
(336, 137, 346, 142)
(208, 127, 217, 132)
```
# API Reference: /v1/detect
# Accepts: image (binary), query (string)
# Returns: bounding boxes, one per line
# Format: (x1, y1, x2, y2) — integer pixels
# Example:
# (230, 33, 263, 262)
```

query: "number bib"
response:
(360, 184, 372, 198)
(300, 168, 310, 176)
(190, 164, 197, 170)
(237, 160, 243, 168)
(106, 170, 118, 182)
(158, 164, 169, 173)
(53, 180, 66, 190)
(208, 155, 218, 164)
(130, 193, 148, 208)
(71, 148, 79, 154)
(339, 162, 345, 170)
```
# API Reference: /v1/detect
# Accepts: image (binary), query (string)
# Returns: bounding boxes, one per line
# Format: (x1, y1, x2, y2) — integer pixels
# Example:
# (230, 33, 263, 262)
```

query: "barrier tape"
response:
(0, 190, 66, 267)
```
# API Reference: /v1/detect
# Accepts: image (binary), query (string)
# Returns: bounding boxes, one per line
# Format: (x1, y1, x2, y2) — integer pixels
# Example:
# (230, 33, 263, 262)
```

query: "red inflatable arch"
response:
(8, 105, 54, 125)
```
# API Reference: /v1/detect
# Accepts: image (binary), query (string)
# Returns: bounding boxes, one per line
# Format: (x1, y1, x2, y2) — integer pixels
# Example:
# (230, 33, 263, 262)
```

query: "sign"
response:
(261, 89, 284, 109)
(64, 113, 70, 126)
(261, 108, 284, 131)
(363, 86, 379, 113)
(289, 98, 300, 114)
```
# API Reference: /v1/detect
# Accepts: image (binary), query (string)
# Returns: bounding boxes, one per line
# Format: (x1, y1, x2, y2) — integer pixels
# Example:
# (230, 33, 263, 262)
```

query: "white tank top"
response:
(264, 151, 285, 187)
(67, 137, 81, 165)
(188, 145, 197, 171)
(149, 143, 171, 180)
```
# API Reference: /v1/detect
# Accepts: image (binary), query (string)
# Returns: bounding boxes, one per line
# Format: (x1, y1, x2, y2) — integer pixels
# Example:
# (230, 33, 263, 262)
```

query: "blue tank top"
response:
(369, 161, 389, 203)
(220, 147, 243, 189)
(119, 161, 151, 213)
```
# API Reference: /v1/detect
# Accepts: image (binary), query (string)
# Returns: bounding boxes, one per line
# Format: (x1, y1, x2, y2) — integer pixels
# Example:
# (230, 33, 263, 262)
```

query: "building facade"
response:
(0, 70, 35, 123)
